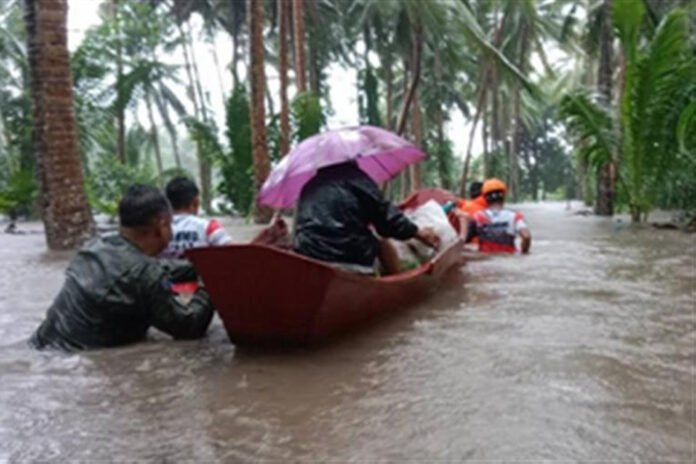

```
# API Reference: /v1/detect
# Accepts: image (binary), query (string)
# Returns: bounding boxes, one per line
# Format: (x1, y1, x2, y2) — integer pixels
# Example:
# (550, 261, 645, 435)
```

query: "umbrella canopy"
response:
(258, 125, 426, 209)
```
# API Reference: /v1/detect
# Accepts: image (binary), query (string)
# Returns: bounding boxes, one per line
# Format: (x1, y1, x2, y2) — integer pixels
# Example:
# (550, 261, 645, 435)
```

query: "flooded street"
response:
(1, 202, 694, 461)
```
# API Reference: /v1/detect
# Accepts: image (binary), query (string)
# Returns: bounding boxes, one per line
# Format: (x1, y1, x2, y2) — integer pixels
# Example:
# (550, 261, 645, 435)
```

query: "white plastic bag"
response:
(392, 200, 458, 265)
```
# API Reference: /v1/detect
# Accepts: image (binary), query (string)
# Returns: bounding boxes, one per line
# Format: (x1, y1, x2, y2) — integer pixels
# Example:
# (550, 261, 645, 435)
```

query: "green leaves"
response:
(0, 168, 36, 216)
(677, 100, 696, 156)
(291, 92, 325, 142)
(613, 0, 645, 61)
(560, 91, 614, 170)
(219, 85, 253, 216)
(562, 4, 696, 219)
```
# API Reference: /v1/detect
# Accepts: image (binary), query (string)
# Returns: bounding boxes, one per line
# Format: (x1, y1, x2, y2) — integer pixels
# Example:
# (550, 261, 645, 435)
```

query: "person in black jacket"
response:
(30, 185, 214, 351)
(294, 161, 440, 274)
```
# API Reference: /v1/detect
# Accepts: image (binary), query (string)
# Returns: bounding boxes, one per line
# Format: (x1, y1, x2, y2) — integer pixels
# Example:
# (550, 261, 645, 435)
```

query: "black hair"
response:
(469, 181, 483, 199)
(484, 190, 505, 205)
(118, 184, 171, 228)
(165, 176, 200, 210)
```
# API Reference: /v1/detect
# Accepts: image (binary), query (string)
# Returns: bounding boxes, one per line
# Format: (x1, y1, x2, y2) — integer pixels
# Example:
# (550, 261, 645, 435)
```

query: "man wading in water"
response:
(30, 185, 214, 351)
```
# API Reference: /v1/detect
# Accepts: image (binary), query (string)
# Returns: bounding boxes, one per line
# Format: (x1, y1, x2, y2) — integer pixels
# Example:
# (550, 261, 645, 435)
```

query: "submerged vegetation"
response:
(0, 0, 694, 247)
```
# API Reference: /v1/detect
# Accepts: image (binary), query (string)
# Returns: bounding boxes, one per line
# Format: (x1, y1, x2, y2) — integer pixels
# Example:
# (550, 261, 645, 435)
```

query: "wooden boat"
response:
(187, 190, 464, 345)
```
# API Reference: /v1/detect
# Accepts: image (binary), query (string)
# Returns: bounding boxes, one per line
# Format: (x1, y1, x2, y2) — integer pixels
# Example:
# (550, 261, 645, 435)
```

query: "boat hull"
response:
(188, 238, 463, 345)
(187, 187, 464, 345)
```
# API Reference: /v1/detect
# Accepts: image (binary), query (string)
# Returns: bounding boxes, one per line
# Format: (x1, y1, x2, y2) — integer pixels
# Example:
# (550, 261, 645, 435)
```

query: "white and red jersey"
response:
(162, 214, 232, 259)
(472, 208, 528, 253)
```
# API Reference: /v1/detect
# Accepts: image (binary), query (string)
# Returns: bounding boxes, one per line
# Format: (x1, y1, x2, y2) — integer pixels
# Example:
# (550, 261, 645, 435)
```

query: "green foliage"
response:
(423, 138, 457, 190)
(291, 92, 325, 142)
(561, 7, 696, 219)
(0, 168, 37, 217)
(559, 91, 614, 172)
(87, 157, 156, 216)
(219, 85, 253, 216)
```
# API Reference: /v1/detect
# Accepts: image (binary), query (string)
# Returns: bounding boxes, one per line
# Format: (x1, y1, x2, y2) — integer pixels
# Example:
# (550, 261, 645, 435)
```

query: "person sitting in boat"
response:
(161, 176, 232, 259)
(293, 161, 441, 275)
(470, 178, 531, 254)
(30, 185, 214, 351)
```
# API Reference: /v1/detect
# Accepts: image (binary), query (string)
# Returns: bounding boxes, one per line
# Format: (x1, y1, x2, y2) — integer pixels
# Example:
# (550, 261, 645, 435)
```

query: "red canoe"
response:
(187, 190, 464, 345)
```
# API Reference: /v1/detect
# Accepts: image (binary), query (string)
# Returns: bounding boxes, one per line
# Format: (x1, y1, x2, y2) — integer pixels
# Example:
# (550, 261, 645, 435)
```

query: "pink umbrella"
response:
(258, 125, 426, 209)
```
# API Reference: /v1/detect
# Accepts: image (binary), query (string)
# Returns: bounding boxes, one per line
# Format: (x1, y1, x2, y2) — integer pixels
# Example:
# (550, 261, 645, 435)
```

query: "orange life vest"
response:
(457, 196, 487, 217)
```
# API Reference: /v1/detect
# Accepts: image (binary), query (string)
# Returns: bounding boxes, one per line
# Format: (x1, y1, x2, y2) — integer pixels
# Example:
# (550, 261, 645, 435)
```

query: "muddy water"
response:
(0, 203, 694, 461)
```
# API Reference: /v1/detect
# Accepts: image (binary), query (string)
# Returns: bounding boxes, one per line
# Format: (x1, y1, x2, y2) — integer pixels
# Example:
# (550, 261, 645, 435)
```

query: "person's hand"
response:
(415, 227, 441, 250)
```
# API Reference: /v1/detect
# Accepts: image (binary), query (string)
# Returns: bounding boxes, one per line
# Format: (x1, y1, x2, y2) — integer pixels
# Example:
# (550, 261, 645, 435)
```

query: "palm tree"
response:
(248, 0, 272, 223)
(595, 0, 614, 215)
(24, 0, 94, 249)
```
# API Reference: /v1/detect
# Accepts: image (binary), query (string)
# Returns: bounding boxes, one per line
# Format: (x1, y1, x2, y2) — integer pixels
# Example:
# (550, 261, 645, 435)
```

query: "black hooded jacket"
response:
(293, 163, 418, 266)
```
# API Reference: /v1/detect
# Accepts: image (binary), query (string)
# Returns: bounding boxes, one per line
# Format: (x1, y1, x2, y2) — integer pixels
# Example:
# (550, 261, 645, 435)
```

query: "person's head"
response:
(469, 181, 483, 199)
(118, 184, 172, 256)
(165, 176, 200, 213)
(482, 178, 507, 207)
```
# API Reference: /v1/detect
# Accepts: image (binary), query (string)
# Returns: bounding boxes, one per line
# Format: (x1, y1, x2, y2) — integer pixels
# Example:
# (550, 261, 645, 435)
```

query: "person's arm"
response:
(139, 262, 214, 339)
(354, 176, 418, 240)
(159, 258, 198, 282)
(206, 219, 232, 246)
(514, 212, 531, 254)
(519, 228, 531, 254)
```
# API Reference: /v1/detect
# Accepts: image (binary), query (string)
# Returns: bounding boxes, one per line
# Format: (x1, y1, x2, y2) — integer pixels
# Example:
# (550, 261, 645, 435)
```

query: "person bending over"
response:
(161, 176, 232, 259)
(30, 185, 214, 351)
(294, 161, 440, 275)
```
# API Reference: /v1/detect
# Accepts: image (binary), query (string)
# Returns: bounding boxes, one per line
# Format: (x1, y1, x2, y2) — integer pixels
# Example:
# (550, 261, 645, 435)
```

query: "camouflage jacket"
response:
(30, 234, 214, 351)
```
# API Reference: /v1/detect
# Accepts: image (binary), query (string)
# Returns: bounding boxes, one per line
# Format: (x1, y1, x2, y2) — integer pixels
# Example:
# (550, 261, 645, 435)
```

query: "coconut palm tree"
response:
(24, 0, 94, 249)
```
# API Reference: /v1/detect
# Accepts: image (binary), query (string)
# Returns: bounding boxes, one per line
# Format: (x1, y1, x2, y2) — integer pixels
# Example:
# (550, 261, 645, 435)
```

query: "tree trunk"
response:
(409, 89, 423, 192)
(178, 21, 206, 186)
(385, 61, 394, 130)
(114, 0, 125, 164)
(482, 97, 490, 177)
(248, 0, 272, 223)
(395, 23, 422, 137)
(306, 0, 321, 95)
(145, 90, 164, 181)
(153, 91, 182, 169)
(278, 0, 290, 156)
(459, 88, 486, 197)
(508, 24, 530, 203)
(25, 0, 94, 250)
(595, 0, 614, 216)
(434, 51, 449, 190)
(186, 21, 212, 213)
(292, 0, 307, 93)
(459, 10, 509, 195)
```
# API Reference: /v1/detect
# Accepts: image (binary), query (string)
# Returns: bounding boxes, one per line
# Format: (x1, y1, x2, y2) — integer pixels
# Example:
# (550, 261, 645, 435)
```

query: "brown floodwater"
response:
(1, 202, 694, 461)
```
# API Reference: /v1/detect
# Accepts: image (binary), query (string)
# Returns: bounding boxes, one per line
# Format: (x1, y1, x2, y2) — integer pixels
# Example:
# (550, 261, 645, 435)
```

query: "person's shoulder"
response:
(173, 213, 207, 228)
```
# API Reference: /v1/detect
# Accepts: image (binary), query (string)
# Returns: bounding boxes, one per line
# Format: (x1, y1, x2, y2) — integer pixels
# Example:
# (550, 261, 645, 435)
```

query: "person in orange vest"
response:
(457, 181, 488, 218)
(470, 178, 531, 254)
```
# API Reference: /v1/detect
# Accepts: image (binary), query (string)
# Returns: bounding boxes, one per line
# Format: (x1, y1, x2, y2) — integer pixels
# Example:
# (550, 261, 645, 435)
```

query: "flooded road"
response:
(1, 202, 694, 461)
